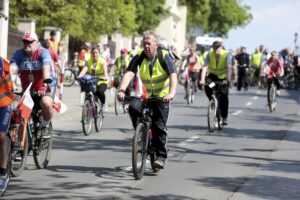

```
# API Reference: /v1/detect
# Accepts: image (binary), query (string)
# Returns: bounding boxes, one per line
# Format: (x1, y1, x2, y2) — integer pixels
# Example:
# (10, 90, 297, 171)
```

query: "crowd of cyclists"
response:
(1, 28, 300, 195)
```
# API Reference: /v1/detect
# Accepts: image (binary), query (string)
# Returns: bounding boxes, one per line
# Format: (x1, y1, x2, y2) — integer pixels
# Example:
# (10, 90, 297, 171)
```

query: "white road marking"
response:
(246, 102, 252, 106)
(178, 135, 200, 146)
(253, 96, 258, 100)
(232, 110, 242, 115)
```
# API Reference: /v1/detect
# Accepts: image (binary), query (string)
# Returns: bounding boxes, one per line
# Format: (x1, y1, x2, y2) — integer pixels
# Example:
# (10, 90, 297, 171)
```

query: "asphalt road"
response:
(3, 84, 300, 200)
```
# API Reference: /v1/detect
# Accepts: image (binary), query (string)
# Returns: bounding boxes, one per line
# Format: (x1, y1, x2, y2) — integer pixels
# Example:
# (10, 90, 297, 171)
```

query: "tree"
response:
(8, 0, 168, 42)
(8, 0, 140, 42)
(180, 0, 252, 37)
(134, 0, 168, 35)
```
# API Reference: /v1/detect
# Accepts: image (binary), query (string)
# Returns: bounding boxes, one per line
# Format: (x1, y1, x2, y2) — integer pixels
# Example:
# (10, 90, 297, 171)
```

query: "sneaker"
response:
(153, 159, 165, 169)
(0, 173, 9, 195)
(101, 103, 108, 112)
(276, 90, 281, 96)
(222, 118, 228, 126)
(41, 127, 50, 139)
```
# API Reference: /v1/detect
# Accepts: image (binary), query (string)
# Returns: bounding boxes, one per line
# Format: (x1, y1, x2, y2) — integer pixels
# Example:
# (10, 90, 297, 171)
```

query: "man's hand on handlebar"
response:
(117, 89, 126, 101)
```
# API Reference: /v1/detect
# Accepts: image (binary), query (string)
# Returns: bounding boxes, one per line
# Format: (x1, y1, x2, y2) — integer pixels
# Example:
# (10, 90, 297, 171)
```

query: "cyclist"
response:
(117, 31, 177, 169)
(181, 46, 201, 99)
(113, 48, 131, 93)
(10, 32, 56, 138)
(77, 46, 108, 111)
(0, 57, 14, 194)
(199, 41, 231, 125)
(265, 51, 284, 96)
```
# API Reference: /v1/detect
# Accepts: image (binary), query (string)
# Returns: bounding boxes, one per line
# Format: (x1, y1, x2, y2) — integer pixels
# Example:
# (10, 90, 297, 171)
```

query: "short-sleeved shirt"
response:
(127, 53, 176, 76)
(10, 47, 56, 91)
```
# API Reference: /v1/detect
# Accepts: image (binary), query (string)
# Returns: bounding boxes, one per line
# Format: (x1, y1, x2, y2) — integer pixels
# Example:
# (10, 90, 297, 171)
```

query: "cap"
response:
(212, 41, 222, 49)
(23, 32, 38, 42)
(120, 48, 127, 54)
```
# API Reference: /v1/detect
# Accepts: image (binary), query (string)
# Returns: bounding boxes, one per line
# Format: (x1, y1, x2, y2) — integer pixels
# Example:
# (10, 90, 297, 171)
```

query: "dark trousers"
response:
(237, 67, 248, 90)
(95, 83, 107, 104)
(128, 98, 169, 161)
(204, 74, 229, 119)
(267, 77, 281, 97)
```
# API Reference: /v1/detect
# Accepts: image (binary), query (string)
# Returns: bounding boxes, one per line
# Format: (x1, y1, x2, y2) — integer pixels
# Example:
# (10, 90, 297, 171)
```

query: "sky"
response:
(223, 0, 300, 53)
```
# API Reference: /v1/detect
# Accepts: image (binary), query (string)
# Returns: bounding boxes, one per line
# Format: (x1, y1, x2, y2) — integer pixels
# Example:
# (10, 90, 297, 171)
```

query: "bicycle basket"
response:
(80, 75, 97, 92)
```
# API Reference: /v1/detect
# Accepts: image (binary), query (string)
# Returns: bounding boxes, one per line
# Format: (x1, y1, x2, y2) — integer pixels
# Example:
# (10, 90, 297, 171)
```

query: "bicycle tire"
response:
(33, 122, 53, 169)
(268, 85, 276, 112)
(114, 93, 123, 115)
(132, 123, 148, 180)
(82, 99, 92, 135)
(186, 82, 191, 104)
(94, 98, 103, 132)
(208, 99, 216, 132)
(11, 124, 29, 177)
(63, 69, 75, 87)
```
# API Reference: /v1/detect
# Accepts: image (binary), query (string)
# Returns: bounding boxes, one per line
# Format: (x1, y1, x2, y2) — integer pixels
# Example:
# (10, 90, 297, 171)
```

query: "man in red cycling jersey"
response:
(0, 57, 14, 194)
(10, 32, 56, 138)
(265, 51, 284, 96)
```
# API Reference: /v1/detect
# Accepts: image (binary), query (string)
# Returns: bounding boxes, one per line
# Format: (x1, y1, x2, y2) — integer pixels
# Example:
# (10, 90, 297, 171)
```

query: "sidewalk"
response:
(230, 98, 300, 200)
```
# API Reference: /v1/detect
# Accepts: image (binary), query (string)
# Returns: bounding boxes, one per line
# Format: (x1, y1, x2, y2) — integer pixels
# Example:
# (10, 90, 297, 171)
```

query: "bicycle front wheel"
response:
(33, 122, 53, 169)
(114, 93, 123, 115)
(268, 85, 276, 112)
(63, 69, 75, 87)
(132, 123, 149, 180)
(208, 99, 217, 132)
(11, 124, 29, 177)
(82, 99, 93, 135)
(94, 98, 103, 132)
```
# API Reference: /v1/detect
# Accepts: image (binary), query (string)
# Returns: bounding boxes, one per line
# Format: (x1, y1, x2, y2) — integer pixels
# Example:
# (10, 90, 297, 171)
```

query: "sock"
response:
(0, 167, 7, 175)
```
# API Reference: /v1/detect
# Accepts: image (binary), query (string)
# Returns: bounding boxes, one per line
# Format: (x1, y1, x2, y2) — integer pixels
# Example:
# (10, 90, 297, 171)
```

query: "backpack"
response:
(135, 47, 168, 72)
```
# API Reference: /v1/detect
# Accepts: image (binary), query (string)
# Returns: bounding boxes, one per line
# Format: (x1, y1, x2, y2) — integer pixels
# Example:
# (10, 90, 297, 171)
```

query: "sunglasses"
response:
(23, 40, 35, 45)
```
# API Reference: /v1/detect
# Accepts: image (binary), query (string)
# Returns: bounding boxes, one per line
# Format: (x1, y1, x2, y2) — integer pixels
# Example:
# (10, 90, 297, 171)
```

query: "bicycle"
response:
(131, 96, 161, 180)
(206, 81, 224, 132)
(267, 77, 277, 112)
(63, 65, 80, 87)
(186, 73, 197, 105)
(80, 76, 104, 136)
(113, 75, 127, 115)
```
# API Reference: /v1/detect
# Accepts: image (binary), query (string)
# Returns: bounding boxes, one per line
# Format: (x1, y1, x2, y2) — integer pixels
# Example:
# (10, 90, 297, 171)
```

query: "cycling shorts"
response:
(0, 106, 12, 133)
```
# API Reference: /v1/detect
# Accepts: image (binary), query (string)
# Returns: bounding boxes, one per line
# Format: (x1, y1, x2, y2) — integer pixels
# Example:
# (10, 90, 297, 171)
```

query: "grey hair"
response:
(143, 30, 158, 44)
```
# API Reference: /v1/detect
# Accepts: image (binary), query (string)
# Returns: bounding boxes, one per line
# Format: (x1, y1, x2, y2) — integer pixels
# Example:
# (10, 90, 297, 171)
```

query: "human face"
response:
(213, 46, 222, 55)
(143, 35, 158, 59)
(23, 40, 38, 55)
(91, 49, 100, 61)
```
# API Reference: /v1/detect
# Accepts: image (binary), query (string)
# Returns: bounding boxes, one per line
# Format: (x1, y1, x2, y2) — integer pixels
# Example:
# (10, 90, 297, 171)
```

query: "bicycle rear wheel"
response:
(132, 123, 149, 180)
(94, 98, 103, 132)
(208, 99, 217, 132)
(186, 82, 192, 104)
(268, 85, 276, 112)
(82, 99, 92, 135)
(63, 69, 75, 87)
(33, 122, 53, 169)
(11, 124, 29, 177)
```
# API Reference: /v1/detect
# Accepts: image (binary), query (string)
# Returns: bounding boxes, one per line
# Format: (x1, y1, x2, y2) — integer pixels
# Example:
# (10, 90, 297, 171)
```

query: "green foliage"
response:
(134, 0, 169, 34)
(180, 0, 252, 37)
(8, 0, 167, 42)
